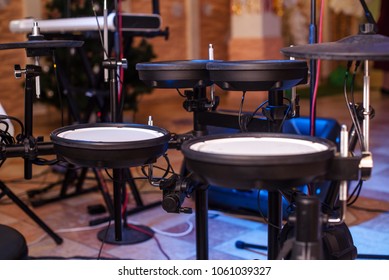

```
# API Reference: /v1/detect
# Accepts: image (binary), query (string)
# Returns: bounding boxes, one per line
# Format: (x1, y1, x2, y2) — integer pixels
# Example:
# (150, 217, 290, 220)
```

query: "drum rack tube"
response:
(0, 141, 55, 159)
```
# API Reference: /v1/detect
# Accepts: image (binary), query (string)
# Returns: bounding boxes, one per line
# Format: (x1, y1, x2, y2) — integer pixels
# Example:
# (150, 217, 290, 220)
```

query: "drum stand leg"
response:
(188, 87, 210, 259)
(195, 185, 209, 260)
(289, 196, 323, 260)
(267, 191, 282, 259)
(96, 169, 154, 245)
(0, 180, 63, 245)
(265, 90, 289, 259)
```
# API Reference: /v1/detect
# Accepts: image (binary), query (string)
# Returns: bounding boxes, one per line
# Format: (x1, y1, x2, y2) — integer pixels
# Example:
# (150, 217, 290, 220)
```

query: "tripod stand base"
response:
(97, 224, 154, 245)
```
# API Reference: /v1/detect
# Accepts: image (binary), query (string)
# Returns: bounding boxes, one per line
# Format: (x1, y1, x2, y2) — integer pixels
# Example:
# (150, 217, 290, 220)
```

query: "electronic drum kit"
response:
(1, 21, 389, 260)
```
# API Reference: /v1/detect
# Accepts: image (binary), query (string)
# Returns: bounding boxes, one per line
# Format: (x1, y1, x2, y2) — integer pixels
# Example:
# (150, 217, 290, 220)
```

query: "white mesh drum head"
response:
(190, 137, 328, 156)
(57, 127, 164, 142)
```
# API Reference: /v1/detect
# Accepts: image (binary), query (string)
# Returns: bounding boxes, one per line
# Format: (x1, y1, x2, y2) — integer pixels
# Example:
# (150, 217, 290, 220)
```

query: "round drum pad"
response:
(206, 60, 308, 91)
(136, 60, 219, 88)
(181, 133, 336, 190)
(51, 123, 171, 168)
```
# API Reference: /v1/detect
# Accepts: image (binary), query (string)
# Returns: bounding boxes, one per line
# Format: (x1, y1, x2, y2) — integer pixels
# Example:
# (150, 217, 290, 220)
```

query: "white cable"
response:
(127, 214, 195, 238)
(150, 220, 194, 238)
(27, 222, 109, 247)
(28, 213, 195, 247)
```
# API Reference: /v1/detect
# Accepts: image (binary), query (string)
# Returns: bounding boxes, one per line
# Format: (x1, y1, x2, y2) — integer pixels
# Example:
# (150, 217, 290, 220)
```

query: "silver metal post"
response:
(328, 124, 348, 224)
(103, 0, 109, 82)
(363, 60, 370, 151)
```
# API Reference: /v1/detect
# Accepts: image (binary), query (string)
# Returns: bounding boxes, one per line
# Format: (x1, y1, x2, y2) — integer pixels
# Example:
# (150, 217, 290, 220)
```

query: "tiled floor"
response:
(0, 84, 389, 260)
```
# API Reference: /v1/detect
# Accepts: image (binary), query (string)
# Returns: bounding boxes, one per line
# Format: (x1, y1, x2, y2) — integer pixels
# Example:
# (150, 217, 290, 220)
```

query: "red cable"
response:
(121, 177, 170, 259)
(118, 0, 124, 102)
(310, 0, 325, 136)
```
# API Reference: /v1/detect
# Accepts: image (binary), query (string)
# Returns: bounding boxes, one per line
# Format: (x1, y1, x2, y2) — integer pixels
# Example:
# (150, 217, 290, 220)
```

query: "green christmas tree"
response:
(40, 0, 156, 122)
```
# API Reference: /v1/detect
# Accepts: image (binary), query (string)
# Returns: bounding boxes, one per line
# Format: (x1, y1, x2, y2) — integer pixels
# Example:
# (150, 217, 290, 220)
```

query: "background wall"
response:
(0, 0, 382, 128)
(0, 1, 26, 121)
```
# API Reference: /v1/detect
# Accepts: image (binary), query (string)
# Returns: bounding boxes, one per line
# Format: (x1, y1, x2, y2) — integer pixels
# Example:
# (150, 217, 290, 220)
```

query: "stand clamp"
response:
(159, 174, 194, 214)
(183, 89, 219, 112)
(22, 136, 38, 161)
(14, 64, 42, 79)
(359, 151, 373, 180)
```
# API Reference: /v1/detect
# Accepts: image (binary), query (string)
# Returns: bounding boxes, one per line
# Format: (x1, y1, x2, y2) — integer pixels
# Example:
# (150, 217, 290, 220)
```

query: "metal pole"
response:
(363, 60, 370, 151)
(309, 0, 317, 136)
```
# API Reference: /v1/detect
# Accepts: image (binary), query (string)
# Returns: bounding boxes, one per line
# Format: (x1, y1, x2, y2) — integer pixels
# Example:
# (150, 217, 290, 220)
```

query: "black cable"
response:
(0, 114, 24, 136)
(247, 97, 290, 132)
(153, 235, 171, 260)
(97, 219, 111, 260)
(176, 88, 186, 98)
(0, 121, 9, 135)
(32, 158, 59, 166)
(256, 190, 283, 230)
(0, 115, 22, 167)
(251, 100, 268, 118)
(238, 91, 247, 132)
(349, 61, 365, 150)
(343, 61, 366, 151)
(104, 168, 148, 182)
(140, 154, 175, 181)
(163, 153, 176, 175)
(0, 127, 14, 145)
(277, 102, 291, 133)
(126, 223, 170, 260)
(347, 180, 363, 206)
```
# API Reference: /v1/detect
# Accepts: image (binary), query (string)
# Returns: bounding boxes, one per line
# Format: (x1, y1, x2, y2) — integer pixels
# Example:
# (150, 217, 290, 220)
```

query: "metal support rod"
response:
(363, 60, 370, 152)
(109, 64, 119, 123)
(152, 0, 160, 14)
(309, 0, 317, 136)
(188, 86, 209, 259)
(104, 58, 127, 241)
(195, 186, 209, 260)
(192, 87, 208, 137)
(0, 142, 54, 159)
(0, 181, 63, 244)
(103, 0, 109, 82)
(24, 74, 35, 179)
(265, 90, 285, 259)
(328, 125, 348, 224)
(267, 191, 282, 259)
(291, 196, 322, 259)
(112, 168, 123, 241)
